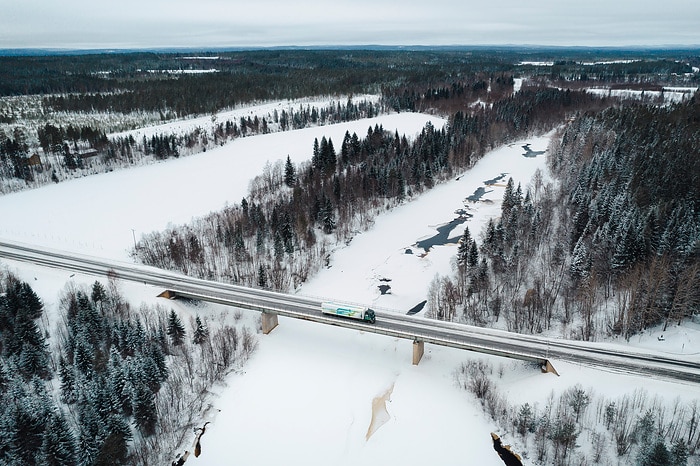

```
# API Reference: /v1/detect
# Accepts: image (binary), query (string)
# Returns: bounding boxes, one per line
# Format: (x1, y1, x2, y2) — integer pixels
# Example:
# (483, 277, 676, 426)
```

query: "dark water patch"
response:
(484, 173, 508, 185)
(407, 300, 427, 315)
(404, 248, 413, 254)
(378, 284, 391, 294)
(522, 144, 545, 158)
(415, 214, 471, 253)
(466, 186, 493, 202)
(491, 432, 523, 466)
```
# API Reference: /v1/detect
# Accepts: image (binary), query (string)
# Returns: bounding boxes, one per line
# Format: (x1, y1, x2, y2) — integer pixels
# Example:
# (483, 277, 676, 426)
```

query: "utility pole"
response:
(131, 229, 137, 251)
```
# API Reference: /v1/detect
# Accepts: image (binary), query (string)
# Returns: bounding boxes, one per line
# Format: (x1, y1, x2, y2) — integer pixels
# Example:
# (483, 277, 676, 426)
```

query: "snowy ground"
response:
(299, 137, 550, 314)
(1, 110, 698, 465)
(585, 86, 698, 104)
(0, 111, 440, 259)
(109, 94, 381, 141)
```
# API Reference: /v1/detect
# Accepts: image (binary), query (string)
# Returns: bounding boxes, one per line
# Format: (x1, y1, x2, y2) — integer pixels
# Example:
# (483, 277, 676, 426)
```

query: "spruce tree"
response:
(468, 240, 479, 268)
(501, 177, 516, 217)
(192, 315, 209, 345)
(644, 440, 671, 466)
(38, 410, 78, 466)
(284, 155, 295, 187)
(90, 281, 107, 309)
(166, 309, 186, 346)
(257, 264, 268, 289)
(457, 227, 472, 267)
(671, 439, 689, 466)
(132, 382, 157, 436)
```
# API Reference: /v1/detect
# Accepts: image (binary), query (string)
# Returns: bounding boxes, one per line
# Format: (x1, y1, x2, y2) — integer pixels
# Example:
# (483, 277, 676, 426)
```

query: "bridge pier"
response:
(412, 339, 424, 365)
(261, 311, 278, 334)
(158, 289, 176, 299)
(541, 359, 559, 376)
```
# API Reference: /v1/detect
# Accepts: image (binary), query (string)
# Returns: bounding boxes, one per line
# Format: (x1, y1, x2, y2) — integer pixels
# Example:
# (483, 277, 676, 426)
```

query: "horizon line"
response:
(2, 43, 700, 56)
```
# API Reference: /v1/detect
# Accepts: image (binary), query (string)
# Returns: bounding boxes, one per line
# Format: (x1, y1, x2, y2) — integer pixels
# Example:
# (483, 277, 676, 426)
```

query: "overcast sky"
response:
(2, 0, 699, 49)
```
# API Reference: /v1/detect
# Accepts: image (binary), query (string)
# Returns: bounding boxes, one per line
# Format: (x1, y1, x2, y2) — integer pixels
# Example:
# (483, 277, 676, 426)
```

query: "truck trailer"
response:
(321, 301, 376, 323)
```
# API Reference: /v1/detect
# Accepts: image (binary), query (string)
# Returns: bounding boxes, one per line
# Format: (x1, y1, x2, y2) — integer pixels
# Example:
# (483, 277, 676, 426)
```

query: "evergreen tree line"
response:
(135, 87, 606, 291)
(427, 95, 700, 341)
(457, 359, 697, 465)
(37, 123, 110, 155)
(381, 72, 516, 115)
(549, 98, 700, 337)
(0, 270, 257, 465)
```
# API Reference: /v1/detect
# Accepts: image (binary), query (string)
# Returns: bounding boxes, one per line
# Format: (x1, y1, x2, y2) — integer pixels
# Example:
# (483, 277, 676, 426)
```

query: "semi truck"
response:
(321, 301, 376, 324)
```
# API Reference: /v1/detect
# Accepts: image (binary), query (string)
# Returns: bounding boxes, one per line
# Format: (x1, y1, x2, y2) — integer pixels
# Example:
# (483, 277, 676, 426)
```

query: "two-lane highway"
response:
(1, 239, 699, 384)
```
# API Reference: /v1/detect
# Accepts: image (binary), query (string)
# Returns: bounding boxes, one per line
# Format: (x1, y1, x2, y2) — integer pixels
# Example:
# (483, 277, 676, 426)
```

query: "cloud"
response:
(1, 0, 699, 48)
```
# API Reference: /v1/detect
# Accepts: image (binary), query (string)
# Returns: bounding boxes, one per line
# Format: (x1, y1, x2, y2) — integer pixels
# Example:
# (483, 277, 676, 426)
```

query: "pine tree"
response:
(565, 385, 590, 423)
(671, 439, 689, 466)
(90, 281, 107, 309)
(321, 196, 336, 234)
(516, 403, 534, 436)
(94, 415, 131, 466)
(257, 264, 268, 289)
(132, 382, 157, 436)
(192, 315, 209, 345)
(166, 309, 186, 346)
(11, 386, 50, 464)
(468, 240, 479, 268)
(73, 336, 95, 377)
(570, 238, 590, 279)
(502, 177, 516, 217)
(0, 402, 23, 465)
(76, 404, 100, 466)
(107, 348, 131, 415)
(644, 440, 671, 466)
(38, 410, 78, 466)
(457, 227, 472, 267)
(635, 410, 656, 464)
(17, 281, 43, 319)
(143, 341, 168, 390)
(312, 137, 320, 168)
(284, 155, 295, 187)
(58, 357, 75, 404)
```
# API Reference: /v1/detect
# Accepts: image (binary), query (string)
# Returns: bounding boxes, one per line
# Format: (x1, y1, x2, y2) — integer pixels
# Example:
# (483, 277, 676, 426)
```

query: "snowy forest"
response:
(427, 97, 700, 341)
(0, 269, 256, 464)
(0, 48, 699, 465)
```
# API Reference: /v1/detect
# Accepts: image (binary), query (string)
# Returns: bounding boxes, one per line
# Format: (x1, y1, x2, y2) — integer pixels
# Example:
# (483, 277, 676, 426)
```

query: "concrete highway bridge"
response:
(2, 239, 699, 384)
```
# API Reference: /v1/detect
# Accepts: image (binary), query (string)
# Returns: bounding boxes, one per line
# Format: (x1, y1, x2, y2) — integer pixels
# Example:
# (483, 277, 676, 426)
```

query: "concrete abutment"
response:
(261, 312, 279, 334)
(412, 340, 424, 365)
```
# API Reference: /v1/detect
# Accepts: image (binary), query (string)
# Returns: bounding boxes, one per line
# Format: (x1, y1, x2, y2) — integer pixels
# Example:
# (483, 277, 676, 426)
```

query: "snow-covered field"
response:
(109, 94, 381, 141)
(1, 110, 698, 465)
(585, 86, 698, 104)
(0, 111, 438, 259)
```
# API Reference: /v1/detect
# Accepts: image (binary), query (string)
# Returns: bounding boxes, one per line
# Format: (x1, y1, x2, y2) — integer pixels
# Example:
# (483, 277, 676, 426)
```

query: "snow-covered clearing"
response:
(109, 94, 380, 141)
(1, 110, 698, 465)
(585, 86, 698, 104)
(0, 111, 437, 260)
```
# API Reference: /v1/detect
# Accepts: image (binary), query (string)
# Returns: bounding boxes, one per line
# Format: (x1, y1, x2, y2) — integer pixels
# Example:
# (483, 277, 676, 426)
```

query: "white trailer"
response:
(321, 301, 376, 323)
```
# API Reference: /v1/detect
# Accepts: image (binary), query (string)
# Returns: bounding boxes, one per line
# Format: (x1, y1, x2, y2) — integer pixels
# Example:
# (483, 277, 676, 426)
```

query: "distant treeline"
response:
(1, 49, 696, 117)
